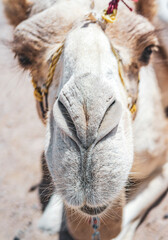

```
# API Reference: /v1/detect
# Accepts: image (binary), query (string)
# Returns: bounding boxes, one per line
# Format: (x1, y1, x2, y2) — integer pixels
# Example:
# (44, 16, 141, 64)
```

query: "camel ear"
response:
(135, 0, 157, 21)
(3, 0, 33, 26)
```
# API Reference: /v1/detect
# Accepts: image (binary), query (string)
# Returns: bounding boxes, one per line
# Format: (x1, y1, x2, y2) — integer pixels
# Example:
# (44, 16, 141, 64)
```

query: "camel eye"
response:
(140, 45, 154, 64)
(17, 53, 32, 67)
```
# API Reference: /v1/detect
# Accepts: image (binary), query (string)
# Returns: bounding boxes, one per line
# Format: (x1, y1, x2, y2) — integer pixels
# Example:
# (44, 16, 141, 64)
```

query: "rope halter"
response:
(31, 0, 139, 122)
(32, 45, 63, 121)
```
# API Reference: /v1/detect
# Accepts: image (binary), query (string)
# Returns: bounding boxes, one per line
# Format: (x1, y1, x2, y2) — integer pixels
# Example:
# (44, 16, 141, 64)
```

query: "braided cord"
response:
(111, 44, 139, 115)
(45, 45, 63, 89)
(32, 45, 63, 103)
(32, 79, 43, 102)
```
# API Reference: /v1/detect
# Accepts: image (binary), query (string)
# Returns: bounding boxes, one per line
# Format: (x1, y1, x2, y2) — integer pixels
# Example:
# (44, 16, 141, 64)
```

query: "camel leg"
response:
(38, 153, 64, 235)
(39, 195, 75, 239)
(114, 162, 168, 240)
(114, 219, 140, 240)
(38, 193, 64, 235)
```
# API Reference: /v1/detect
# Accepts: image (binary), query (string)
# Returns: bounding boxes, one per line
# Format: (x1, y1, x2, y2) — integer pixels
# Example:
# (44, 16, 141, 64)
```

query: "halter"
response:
(31, 35, 138, 122)
(32, 45, 63, 122)
(31, 0, 139, 123)
(91, 217, 101, 240)
(111, 44, 139, 116)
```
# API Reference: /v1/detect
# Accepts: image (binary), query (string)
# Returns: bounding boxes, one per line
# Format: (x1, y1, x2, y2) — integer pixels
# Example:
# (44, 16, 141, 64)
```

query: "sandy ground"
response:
(0, 1, 168, 240)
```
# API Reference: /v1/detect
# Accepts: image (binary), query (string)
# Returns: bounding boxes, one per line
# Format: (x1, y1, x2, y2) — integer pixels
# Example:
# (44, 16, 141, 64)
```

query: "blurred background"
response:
(0, 1, 167, 240)
(0, 1, 56, 239)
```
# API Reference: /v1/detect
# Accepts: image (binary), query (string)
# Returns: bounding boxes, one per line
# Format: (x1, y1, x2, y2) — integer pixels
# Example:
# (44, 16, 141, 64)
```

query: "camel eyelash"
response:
(139, 45, 158, 64)
(17, 53, 32, 67)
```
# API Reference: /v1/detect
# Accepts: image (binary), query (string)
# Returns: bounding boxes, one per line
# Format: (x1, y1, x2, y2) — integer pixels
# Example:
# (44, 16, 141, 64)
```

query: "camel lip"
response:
(80, 204, 107, 216)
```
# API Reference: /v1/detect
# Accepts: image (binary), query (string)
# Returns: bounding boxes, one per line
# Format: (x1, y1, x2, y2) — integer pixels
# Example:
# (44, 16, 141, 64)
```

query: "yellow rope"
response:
(31, 78, 43, 102)
(32, 45, 63, 103)
(45, 45, 63, 89)
(130, 104, 137, 114)
(111, 45, 138, 115)
(111, 45, 126, 88)
(101, 6, 138, 116)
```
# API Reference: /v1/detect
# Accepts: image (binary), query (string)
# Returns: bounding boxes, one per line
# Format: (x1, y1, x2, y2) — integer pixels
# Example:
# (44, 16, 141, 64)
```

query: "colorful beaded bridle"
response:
(91, 217, 101, 240)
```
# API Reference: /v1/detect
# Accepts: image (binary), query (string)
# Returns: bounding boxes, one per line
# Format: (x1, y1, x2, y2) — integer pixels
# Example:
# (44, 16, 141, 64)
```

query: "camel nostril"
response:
(53, 100, 81, 145)
(58, 100, 77, 136)
(99, 100, 116, 128)
(96, 99, 122, 144)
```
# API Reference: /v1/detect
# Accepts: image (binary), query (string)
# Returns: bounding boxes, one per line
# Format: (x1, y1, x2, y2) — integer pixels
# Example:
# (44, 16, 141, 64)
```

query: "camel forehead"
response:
(65, 23, 110, 54)
(12, 2, 158, 76)
(61, 23, 119, 88)
(13, 2, 157, 52)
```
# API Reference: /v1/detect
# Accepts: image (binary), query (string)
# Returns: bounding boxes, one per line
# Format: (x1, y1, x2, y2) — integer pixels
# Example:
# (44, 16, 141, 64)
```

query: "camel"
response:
(3, 0, 168, 239)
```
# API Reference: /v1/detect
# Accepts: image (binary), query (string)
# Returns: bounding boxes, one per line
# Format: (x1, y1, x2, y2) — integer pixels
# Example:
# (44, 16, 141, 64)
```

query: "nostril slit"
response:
(58, 101, 77, 135)
(105, 100, 116, 115)
(95, 124, 118, 147)
(98, 100, 116, 129)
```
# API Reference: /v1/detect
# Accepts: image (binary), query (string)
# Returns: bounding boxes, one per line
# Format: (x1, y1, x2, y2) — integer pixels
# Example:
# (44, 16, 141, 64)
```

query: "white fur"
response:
(133, 65, 166, 154)
(158, 0, 168, 22)
(38, 194, 63, 235)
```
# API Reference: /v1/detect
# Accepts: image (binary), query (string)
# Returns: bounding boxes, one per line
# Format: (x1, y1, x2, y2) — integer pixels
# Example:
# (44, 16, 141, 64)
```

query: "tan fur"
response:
(132, 121, 168, 180)
(154, 59, 168, 109)
(153, 19, 168, 109)
(132, 148, 168, 180)
(136, 0, 157, 22)
(105, 7, 158, 74)
(3, 0, 32, 26)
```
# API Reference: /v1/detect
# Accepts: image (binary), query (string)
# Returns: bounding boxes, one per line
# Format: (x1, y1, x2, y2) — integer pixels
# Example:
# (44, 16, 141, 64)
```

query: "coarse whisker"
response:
(99, 215, 107, 228)
(74, 214, 86, 232)
(104, 209, 121, 222)
(69, 211, 81, 225)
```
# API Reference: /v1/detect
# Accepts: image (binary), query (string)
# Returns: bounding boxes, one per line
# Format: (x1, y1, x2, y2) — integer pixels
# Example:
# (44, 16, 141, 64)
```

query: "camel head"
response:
(4, 0, 159, 218)
(46, 21, 134, 212)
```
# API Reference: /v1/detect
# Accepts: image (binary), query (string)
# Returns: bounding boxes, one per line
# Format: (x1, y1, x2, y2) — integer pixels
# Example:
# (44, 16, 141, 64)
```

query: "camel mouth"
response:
(80, 204, 107, 216)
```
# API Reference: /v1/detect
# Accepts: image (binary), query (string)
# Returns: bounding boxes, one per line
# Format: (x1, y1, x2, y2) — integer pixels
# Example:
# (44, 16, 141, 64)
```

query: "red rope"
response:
(107, 0, 138, 15)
